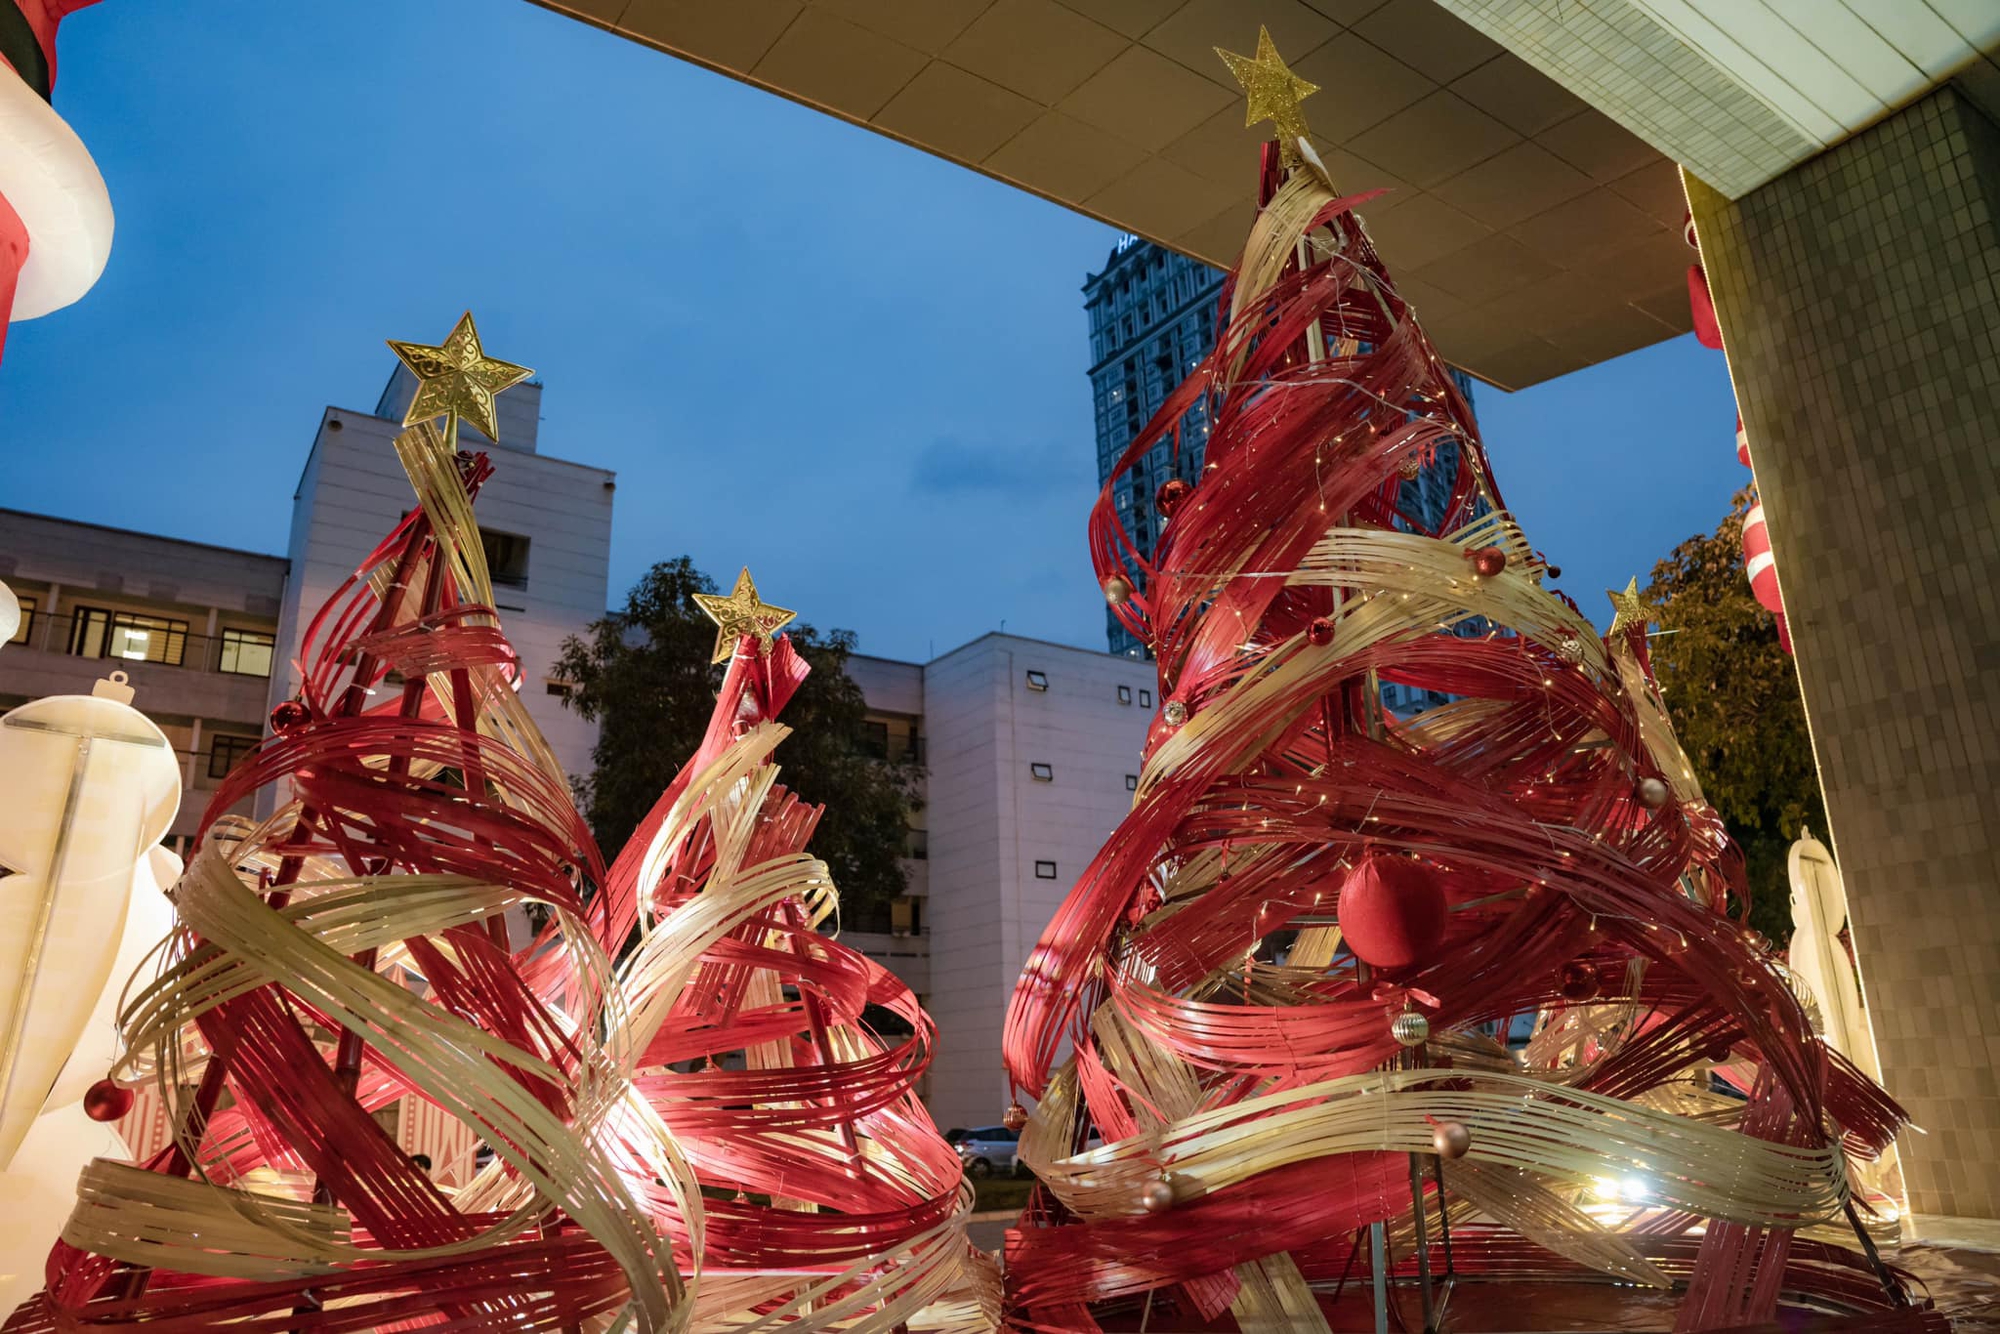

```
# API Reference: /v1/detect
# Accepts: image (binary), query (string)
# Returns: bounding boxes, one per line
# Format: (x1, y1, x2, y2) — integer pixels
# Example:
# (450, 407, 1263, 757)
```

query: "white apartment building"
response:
(850, 636, 1155, 1134)
(0, 509, 290, 850)
(268, 368, 614, 781)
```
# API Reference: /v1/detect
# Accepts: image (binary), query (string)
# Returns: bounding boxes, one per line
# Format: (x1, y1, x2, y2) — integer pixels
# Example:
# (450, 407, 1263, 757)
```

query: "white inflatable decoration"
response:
(0, 0, 113, 359)
(0, 673, 179, 1168)
(1787, 828, 1877, 1073)
(0, 1102, 127, 1319)
(0, 581, 19, 648)
(45, 844, 178, 1111)
(1788, 827, 1902, 1210)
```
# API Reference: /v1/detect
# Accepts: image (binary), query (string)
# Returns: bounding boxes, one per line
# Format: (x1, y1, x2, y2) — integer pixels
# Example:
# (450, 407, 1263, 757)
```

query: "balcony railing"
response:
(8, 612, 275, 680)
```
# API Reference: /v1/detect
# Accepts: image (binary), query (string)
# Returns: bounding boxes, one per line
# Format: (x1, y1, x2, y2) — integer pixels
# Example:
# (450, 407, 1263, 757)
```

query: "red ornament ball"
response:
(269, 699, 312, 733)
(82, 1079, 133, 1123)
(1156, 478, 1193, 516)
(1470, 547, 1507, 578)
(1103, 575, 1134, 606)
(1002, 1102, 1029, 1133)
(1337, 855, 1446, 971)
(1307, 616, 1336, 647)
(1432, 1120, 1471, 1160)
(1558, 961, 1600, 1003)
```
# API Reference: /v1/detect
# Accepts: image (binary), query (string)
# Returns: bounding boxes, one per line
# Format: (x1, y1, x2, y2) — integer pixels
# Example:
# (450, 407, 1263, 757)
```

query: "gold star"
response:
(387, 312, 533, 444)
(1216, 26, 1319, 151)
(693, 568, 797, 664)
(1606, 578, 1651, 637)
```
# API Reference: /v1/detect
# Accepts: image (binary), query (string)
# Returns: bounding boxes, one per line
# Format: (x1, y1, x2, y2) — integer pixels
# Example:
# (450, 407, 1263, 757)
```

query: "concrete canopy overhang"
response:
(528, 0, 1697, 391)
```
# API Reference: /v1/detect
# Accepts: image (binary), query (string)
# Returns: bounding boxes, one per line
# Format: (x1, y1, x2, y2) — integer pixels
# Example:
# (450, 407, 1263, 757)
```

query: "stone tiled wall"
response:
(1688, 86, 2000, 1220)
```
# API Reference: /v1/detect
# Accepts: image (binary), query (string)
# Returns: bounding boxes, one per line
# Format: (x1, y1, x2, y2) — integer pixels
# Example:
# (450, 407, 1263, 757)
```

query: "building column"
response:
(1688, 85, 2000, 1224)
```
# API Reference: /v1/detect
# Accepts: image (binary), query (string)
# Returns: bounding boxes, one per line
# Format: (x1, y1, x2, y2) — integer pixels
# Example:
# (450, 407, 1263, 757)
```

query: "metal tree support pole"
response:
(1843, 1198, 1907, 1306)
(1369, 1221, 1390, 1334)
(1408, 1153, 1437, 1333)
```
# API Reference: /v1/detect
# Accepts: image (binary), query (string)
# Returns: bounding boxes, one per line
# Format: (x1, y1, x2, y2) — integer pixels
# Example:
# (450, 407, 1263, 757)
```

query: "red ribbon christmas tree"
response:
(999, 31, 1931, 1334)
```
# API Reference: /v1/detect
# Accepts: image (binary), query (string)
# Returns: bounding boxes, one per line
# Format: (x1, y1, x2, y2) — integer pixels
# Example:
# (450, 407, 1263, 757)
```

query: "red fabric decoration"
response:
(1744, 501, 1783, 615)
(1338, 854, 1446, 971)
(1736, 413, 1751, 468)
(0, 192, 23, 361)
(1689, 263, 1725, 349)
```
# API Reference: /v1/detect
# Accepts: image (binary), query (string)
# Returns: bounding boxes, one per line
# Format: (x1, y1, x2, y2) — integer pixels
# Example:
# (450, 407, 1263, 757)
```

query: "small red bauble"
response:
(1156, 479, 1193, 516)
(82, 1079, 133, 1123)
(1002, 1102, 1029, 1133)
(1559, 961, 1600, 1002)
(1337, 855, 1446, 971)
(1103, 575, 1134, 606)
(1306, 616, 1335, 646)
(1470, 547, 1507, 578)
(269, 699, 312, 732)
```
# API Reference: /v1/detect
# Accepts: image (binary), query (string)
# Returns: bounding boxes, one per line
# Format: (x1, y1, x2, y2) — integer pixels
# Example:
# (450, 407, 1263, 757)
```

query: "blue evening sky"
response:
(3, 1, 1741, 663)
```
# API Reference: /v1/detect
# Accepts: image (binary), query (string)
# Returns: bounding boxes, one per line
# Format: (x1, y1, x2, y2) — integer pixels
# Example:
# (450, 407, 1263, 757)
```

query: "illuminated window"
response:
(8, 594, 34, 644)
(68, 607, 187, 666)
(218, 628, 275, 677)
(1034, 861, 1058, 880)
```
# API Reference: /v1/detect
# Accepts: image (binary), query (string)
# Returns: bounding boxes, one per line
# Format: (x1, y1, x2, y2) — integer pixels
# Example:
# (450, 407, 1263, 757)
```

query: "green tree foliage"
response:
(1643, 488, 1823, 945)
(555, 557, 920, 924)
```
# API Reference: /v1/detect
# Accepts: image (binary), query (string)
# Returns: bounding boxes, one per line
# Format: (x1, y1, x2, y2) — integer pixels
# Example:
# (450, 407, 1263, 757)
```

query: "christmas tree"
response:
(16, 317, 683, 1332)
(15, 316, 991, 1333)
(576, 569, 1000, 1332)
(1000, 31, 1935, 1334)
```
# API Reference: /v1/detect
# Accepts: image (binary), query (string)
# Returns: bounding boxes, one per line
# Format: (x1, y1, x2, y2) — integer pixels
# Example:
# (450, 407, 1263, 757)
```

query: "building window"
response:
(481, 531, 531, 588)
(1029, 762, 1053, 782)
(8, 594, 34, 644)
(861, 719, 890, 759)
(545, 680, 575, 699)
(1117, 685, 1132, 705)
(1034, 861, 1058, 880)
(1025, 670, 1048, 692)
(68, 606, 188, 666)
(1139, 689, 1152, 707)
(905, 828, 928, 860)
(218, 628, 275, 677)
(208, 733, 259, 779)
(1125, 774, 1139, 791)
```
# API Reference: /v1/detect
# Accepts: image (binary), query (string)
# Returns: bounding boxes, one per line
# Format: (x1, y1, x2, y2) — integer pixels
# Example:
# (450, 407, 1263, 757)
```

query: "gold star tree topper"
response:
(1216, 27, 1319, 155)
(694, 568, 797, 664)
(387, 312, 533, 444)
(1606, 577, 1651, 637)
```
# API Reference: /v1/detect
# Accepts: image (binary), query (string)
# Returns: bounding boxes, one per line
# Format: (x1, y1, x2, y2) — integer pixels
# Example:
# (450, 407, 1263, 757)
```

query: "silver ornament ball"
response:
(1391, 1010, 1430, 1047)
(1637, 776, 1672, 809)
(1162, 700, 1189, 726)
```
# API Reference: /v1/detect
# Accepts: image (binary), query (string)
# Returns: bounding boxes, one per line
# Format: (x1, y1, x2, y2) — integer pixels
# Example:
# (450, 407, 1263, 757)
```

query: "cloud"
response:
(908, 437, 1092, 499)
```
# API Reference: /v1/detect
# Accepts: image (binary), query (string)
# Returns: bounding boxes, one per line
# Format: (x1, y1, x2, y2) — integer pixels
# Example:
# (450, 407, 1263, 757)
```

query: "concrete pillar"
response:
(1687, 85, 2000, 1224)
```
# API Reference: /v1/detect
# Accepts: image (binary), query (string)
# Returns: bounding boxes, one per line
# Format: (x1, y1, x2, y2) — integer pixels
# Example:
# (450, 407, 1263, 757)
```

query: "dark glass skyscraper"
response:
(1083, 235, 1227, 656)
(1082, 235, 1481, 679)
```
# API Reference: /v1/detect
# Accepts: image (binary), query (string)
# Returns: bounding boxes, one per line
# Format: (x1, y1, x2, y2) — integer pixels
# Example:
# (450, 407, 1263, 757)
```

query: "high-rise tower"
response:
(1082, 235, 1478, 672)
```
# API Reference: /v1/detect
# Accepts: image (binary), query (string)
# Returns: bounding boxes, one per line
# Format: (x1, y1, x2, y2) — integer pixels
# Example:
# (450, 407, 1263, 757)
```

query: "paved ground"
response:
(960, 1219, 2000, 1330)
